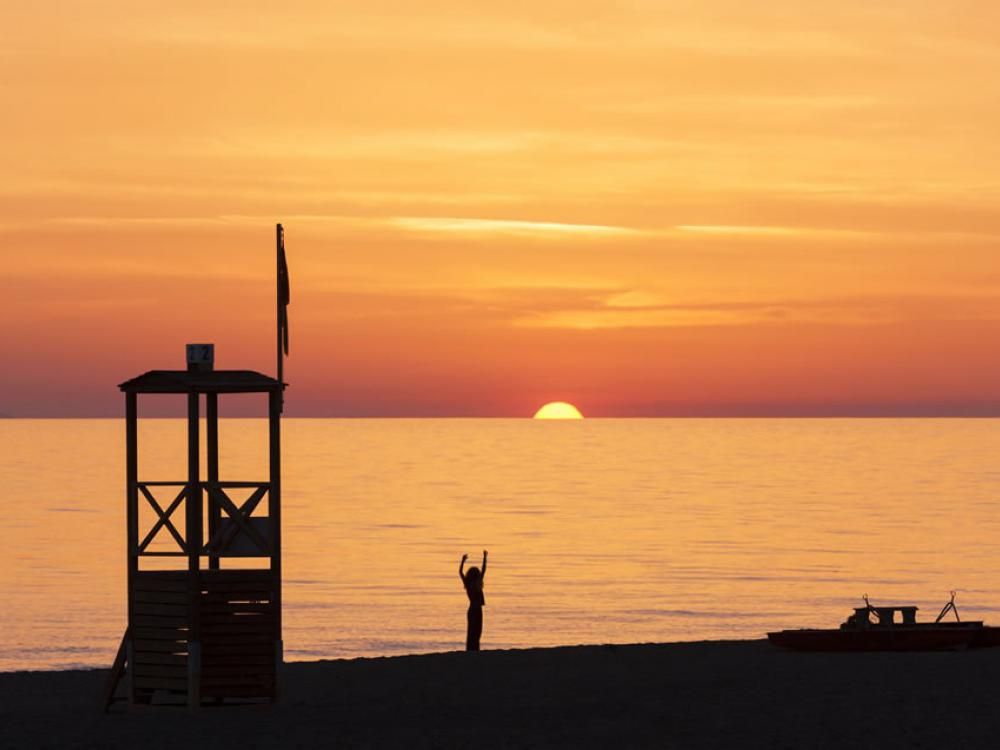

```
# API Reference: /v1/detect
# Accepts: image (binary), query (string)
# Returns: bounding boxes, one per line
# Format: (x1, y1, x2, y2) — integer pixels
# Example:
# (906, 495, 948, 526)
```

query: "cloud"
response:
(310, 284, 1000, 332)
(390, 217, 642, 237)
(676, 224, 827, 237)
(514, 291, 1000, 330)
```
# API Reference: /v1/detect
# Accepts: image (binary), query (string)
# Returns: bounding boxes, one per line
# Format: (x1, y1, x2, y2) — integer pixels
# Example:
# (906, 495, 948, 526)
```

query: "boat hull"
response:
(970, 626, 1000, 649)
(768, 626, 982, 652)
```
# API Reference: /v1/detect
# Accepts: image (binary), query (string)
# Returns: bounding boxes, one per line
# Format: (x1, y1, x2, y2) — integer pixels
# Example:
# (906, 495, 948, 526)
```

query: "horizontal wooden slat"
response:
(198, 602, 274, 615)
(203, 655, 273, 666)
(202, 600, 272, 610)
(134, 639, 189, 654)
(202, 682, 275, 693)
(203, 604, 273, 613)
(133, 626, 189, 641)
(199, 590, 274, 599)
(132, 614, 189, 628)
(201, 629, 274, 640)
(201, 635, 275, 647)
(201, 602, 273, 614)
(202, 685, 274, 696)
(202, 678, 274, 689)
(200, 624, 274, 634)
(201, 686, 274, 698)
(202, 625, 273, 636)
(202, 568, 274, 582)
(134, 675, 188, 691)
(201, 623, 277, 641)
(201, 659, 275, 671)
(202, 677, 275, 690)
(202, 645, 274, 655)
(201, 638, 274, 649)
(201, 659, 275, 678)
(202, 654, 272, 667)
(201, 601, 273, 612)
(138, 570, 188, 579)
(133, 602, 188, 617)
(201, 584, 275, 595)
(201, 611, 274, 622)
(201, 624, 274, 637)
(199, 601, 275, 615)
(202, 574, 273, 585)
(202, 676, 275, 687)
(199, 640, 274, 653)
(134, 664, 189, 679)
(201, 606, 271, 614)
(133, 579, 188, 594)
(201, 617, 274, 628)
(133, 652, 188, 667)
(201, 650, 273, 662)
(201, 630, 274, 639)
(200, 592, 271, 603)
(134, 590, 190, 605)
(132, 591, 188, 610)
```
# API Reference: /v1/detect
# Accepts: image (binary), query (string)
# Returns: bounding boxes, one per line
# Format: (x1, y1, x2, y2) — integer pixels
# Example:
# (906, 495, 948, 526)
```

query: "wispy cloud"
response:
(391, 217, 641, 237)
(312, 285, 1000, 331)
(676, 224, 807, 236)
(514, 290, 1000, 330)
(674, 224, 873, 239)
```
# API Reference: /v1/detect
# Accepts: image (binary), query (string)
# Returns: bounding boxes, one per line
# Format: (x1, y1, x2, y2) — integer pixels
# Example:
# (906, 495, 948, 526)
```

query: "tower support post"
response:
(186, 393, 202, 709)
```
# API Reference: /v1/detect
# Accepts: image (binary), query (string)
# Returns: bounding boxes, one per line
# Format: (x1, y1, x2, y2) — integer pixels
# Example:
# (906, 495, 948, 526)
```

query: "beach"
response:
(5, 639, 999, 749)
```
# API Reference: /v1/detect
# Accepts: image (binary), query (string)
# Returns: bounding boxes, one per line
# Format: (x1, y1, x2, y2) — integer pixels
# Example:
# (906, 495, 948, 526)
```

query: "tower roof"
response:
(118, 370, 284, 394)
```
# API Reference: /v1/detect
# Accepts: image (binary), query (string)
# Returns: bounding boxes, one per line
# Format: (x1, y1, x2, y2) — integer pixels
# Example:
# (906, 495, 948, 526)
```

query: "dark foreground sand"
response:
(4, 640, 1000, 749)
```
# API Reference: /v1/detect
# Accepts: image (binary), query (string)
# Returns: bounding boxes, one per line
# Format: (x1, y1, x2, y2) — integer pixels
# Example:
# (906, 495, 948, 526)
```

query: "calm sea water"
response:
(2, 418, 1000, 671)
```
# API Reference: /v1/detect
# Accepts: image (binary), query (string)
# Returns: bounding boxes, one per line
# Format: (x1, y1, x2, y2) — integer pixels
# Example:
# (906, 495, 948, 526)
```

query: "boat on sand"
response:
(768, 593, 1000, 652)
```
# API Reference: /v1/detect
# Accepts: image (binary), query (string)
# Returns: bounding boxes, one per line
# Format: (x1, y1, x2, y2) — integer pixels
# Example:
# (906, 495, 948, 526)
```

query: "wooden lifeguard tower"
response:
(106, 226, 291, 709)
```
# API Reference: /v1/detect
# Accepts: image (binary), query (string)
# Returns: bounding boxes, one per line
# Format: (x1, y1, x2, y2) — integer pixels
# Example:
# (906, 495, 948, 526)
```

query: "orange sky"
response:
(3, 1, 1000, 416)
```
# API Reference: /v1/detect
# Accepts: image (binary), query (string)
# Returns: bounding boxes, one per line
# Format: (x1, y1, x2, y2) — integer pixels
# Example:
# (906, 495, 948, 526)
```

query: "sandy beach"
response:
(4, 639, 1000, 749)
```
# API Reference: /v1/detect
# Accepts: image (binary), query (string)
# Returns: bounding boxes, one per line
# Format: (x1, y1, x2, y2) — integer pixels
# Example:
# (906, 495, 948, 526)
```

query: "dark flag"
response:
(278, 224, 290, 355)
(277, 223, 290, 412)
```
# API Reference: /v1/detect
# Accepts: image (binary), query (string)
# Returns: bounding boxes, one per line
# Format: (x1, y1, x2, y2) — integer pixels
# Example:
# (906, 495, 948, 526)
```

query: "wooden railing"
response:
(134, 481, 271, 558)
(204, 482, 272, 556)
(136, 482, 188, 556)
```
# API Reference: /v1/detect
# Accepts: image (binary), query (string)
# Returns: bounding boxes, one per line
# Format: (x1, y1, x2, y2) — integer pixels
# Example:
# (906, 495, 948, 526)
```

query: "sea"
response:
(3, 418, 1000, 671)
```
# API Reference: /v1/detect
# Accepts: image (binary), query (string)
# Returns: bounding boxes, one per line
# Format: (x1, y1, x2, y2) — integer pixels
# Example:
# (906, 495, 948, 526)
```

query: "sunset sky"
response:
(3, 1, 1000, 416)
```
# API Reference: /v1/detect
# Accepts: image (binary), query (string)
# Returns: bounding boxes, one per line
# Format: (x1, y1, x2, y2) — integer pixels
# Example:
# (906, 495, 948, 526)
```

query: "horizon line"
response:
(5, 413, 1000, 420)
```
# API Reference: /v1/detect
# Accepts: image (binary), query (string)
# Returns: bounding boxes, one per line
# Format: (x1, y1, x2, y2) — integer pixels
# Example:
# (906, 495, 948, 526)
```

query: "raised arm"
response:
(459, 553, 468, 582)
(481, 550, 488, 578)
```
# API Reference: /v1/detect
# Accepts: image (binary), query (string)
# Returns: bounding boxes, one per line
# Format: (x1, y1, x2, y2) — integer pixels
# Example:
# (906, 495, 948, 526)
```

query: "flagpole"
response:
(276, 223, 284, 414)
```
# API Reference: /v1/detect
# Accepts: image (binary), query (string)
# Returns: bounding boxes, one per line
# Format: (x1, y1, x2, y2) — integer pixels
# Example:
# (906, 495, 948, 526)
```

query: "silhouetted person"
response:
(459, 550, 487, 651)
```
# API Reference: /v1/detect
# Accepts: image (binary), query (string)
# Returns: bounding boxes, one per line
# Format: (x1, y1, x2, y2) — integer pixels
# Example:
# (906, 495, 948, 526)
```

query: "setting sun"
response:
(533, 402, 584, 420)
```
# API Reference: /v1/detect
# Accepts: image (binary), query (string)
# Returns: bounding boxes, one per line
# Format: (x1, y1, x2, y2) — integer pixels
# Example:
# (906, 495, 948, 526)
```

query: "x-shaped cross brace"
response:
(204, 485, 271, 555)
(138, 485, 187, 553)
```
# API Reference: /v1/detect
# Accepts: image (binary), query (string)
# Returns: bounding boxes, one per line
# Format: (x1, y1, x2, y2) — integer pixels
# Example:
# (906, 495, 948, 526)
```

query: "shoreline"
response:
(5, 638, 1000, 748)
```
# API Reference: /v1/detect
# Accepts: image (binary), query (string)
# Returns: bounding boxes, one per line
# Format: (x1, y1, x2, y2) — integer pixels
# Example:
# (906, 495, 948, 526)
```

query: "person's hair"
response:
(465, 566, 481, 584)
